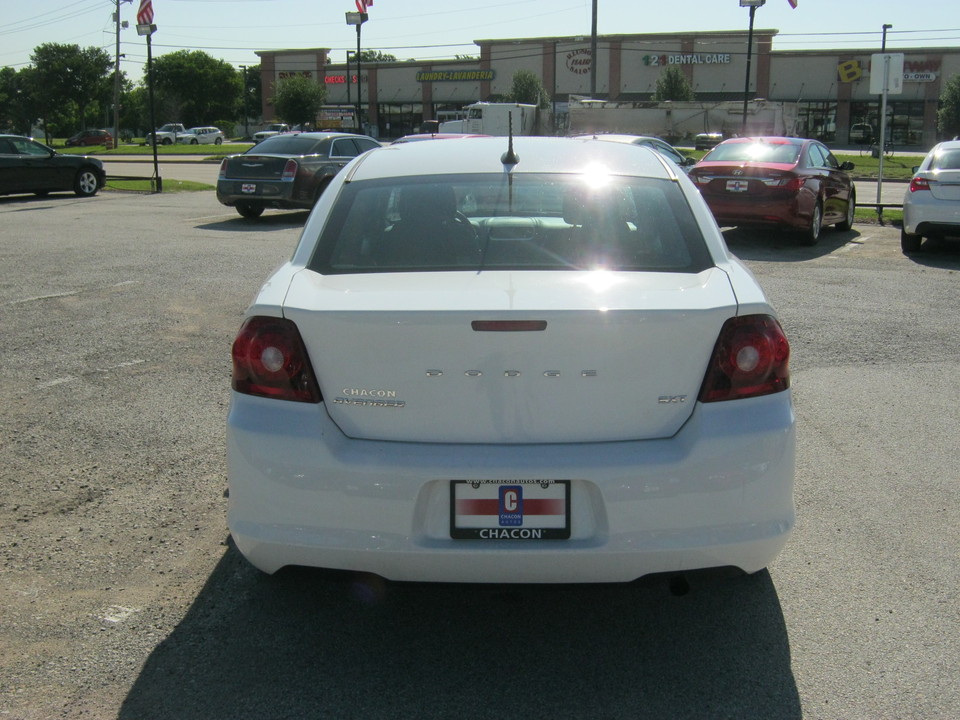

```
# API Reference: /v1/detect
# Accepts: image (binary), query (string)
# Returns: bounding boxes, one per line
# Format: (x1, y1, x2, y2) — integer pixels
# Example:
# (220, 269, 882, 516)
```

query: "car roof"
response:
(349, 135, 679, 180)
(392, 133, 489, 143)
(931, 140, 960, 152)
(570, 133, 668, 145)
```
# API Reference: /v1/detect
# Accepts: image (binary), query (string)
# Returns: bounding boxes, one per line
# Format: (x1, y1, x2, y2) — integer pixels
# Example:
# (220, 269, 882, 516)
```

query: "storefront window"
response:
(376, 103, 423, 140)
(849, 100, 925, 147)
(796, 102, 837, 143)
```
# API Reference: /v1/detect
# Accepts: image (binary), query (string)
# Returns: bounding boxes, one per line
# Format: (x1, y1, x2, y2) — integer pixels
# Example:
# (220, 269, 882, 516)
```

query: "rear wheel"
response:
(74, 168, 100, 197)
(236, 202, 264, 219)
(799, 200, 823, 245)
(901, 228, 922, 254)
(835, 191, 856, 232)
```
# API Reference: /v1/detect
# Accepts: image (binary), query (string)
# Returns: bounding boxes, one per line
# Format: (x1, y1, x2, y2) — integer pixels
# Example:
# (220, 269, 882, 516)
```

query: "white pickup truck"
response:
(252, 123, 289, 143)
(145, 123, 186, 146)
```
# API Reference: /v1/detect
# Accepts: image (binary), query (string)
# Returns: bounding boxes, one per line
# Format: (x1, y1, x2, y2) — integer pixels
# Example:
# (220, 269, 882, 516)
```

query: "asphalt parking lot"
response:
(1, 190, 958, 719)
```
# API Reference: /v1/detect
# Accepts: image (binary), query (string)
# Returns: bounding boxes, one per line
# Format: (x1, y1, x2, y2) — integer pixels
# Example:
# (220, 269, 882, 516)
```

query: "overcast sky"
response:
(2, 0, 957, 79)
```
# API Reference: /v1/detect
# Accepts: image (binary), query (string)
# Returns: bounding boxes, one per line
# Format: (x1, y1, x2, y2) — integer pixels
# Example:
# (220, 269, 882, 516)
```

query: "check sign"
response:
(450, 480, 570, 540)
(726, 179, 749, 192)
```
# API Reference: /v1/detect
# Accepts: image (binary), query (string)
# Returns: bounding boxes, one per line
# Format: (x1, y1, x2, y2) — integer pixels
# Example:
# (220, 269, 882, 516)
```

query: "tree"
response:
(938, 73, 960, 139)
(271, 75, 326, 128)
(30, 43, 113, 138)
(150, 50, 241, 127)
(653, 66, 694, 102)
(357, 50, 397, 63)
(504, 69, 550, 109)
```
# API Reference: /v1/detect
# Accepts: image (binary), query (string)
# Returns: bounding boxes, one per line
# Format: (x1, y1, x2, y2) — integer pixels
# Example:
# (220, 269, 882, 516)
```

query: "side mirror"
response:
(683, 156, 697, 166)
(840, 161, 855, 171)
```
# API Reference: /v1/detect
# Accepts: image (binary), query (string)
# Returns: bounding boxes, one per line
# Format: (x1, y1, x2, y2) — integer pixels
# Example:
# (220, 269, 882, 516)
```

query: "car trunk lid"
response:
(282, 268, 738, 444)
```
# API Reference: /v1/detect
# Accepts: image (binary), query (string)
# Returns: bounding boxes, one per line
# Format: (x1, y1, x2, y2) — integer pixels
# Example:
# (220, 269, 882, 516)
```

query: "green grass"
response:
(56, 141, 252, 157)
(104, 179, 214, 193)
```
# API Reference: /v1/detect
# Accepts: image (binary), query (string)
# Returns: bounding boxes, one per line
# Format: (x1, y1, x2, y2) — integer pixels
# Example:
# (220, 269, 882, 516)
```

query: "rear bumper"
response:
(227, 391, 796, 583)
(903, 195, 960, 236)
(216, 179, 304, 209)
(702, 195, 807, 230)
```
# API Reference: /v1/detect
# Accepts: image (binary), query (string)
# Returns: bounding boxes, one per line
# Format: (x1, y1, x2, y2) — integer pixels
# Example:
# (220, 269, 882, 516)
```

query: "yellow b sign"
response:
(838, 60, 862, 83)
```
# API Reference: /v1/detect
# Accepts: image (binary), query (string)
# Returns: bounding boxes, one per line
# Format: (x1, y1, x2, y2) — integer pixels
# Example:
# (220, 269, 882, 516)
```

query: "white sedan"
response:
(227, 136, 795, 583)
(901, 139, 960, 253)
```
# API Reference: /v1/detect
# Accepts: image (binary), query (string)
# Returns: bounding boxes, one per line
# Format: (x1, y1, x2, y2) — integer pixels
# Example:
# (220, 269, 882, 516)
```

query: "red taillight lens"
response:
(281, 159, 298, 181)
(231, 316, 321, 403)
(909, 176, 930, 192)
(218, 158, 227, 179)
(699, 315, 790, 403)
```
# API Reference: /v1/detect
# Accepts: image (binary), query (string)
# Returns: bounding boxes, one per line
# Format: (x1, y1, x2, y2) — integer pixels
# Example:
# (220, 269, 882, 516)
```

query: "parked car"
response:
(688, 136, 856, 244)
(226, 135, 796, 582)
(0, 134, 105, 197)
(572, 133, 696, 172)
(216, 131, 381, 218)
(849, 123, 874, 145)
(65, 129, 113, 147)
(901, 139, 960, 253)
(694, 132, 723, 151)
(177, 126, 224, 145)
(145, 123, 186, 145)
(252, 123, 289, 143)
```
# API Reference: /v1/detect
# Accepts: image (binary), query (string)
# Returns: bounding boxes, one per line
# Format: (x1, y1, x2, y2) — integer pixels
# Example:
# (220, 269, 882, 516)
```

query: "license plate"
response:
(241, 183, 257, 194)
(450, 480, 570, 540)
(726, 179, 750, 192)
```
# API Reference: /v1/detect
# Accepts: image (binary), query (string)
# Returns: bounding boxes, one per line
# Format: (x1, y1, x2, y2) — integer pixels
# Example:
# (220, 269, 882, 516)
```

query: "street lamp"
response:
(740, 0, 765, 134)
(137, 20, 161, 192)
(345, 11, 368, 132)
(240, 65, 249, 139)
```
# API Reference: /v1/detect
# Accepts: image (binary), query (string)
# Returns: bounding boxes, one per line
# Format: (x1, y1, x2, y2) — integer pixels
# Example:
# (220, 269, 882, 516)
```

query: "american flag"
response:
(355, 0, 372, 13)
(137, 0, 154, 25)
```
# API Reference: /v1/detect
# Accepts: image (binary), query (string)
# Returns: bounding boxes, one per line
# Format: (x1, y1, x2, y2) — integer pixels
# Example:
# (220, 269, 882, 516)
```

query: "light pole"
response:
(137, 20, 160, 192)
(345, 12, 368, 132)
(589, 0, 597, 97)
(739, 0, 765, 134)
(240, 65, 249, 139)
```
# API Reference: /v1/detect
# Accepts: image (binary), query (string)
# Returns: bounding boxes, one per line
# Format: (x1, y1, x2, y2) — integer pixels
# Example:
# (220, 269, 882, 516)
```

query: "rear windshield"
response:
(704, 142, 801, 164)
(931, 149, 960, 171)
(308, 173, 712, 274)
(251, 135, 324, 155)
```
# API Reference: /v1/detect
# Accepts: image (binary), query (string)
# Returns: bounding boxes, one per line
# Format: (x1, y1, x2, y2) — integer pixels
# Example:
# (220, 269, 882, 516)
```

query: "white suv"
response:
(177, 126, 225, 145)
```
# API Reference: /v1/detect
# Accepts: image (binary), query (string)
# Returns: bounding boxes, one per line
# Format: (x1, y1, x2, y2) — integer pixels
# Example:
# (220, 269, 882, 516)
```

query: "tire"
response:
(190, 138, 198, 145)
(901, 228, 922, 254)
(161, 137, 172, 145)
(73, 168, 100, 197)
(835, 191, 856, 232)
(215, 137, 223, 145)
(799, 200, 823, 245)
(236, 202, 264, 219)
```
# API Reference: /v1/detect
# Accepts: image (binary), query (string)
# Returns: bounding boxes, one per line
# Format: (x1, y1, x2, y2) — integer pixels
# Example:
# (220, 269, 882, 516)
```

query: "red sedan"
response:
(688, 137, 856, 244)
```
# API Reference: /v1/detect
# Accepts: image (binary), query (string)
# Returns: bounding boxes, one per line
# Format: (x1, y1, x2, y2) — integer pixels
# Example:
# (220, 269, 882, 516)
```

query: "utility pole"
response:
(240, 65, 249, 139)
(112, 0, 124, 148)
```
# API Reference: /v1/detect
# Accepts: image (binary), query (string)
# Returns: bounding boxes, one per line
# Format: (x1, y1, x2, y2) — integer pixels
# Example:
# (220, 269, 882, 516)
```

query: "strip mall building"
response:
(256, 29, 959, 148)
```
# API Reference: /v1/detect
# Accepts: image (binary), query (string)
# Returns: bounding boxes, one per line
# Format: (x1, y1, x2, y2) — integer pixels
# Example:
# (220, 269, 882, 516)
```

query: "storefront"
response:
(256, 30, 959, 147)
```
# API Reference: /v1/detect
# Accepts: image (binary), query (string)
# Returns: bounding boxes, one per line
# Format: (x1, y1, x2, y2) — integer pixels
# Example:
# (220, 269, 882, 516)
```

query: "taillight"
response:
(762, 174, 803, 192)
(231, 316, 321, 403)
(218, 158, 227, 179)
(281, 159, 298, 181)
(909, 176, 930, 192)
(699, 315, 790, 403)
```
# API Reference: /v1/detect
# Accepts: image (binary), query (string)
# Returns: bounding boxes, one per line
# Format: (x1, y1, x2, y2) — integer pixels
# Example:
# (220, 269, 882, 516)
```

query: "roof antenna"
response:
(501, 111, 519, 166)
